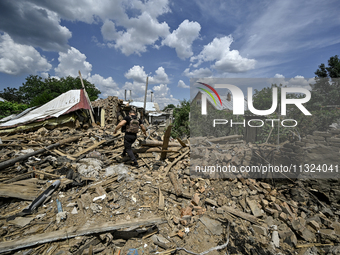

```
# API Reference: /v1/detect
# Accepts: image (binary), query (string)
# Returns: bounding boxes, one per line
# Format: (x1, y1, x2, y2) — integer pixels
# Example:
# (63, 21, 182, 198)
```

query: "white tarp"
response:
(0, 90, 81, 127)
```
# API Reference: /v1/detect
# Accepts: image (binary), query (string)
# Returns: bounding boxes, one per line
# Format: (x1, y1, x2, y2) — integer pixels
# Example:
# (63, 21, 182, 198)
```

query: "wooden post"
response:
(78, 70, 95, 124)
(144, 76, 148, 111)
(160, 125, 172, 160)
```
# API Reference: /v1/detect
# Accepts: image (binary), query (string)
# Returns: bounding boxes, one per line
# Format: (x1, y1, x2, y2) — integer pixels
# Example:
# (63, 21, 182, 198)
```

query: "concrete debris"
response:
(0, 121, 340, 255)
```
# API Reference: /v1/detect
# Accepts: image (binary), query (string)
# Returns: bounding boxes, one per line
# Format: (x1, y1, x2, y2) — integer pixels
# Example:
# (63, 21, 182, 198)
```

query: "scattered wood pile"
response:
(0, 125, 340, 255)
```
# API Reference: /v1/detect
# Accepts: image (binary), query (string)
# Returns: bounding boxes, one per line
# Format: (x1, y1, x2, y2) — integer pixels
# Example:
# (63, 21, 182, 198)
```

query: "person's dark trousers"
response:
(123, 133, 137, 162)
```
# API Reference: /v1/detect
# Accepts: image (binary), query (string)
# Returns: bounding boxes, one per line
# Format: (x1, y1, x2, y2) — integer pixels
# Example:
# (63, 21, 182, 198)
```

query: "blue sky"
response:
(0, 0, 339, 108)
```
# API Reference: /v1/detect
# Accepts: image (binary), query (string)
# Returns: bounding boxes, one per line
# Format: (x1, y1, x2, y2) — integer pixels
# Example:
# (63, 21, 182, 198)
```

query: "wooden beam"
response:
(78, 70, 95, 125)
(53, 149, 76, 161)
(0, 136, 80, 171)
(221, 205, 261, 224)
(0, 217, 166, 253)
(140, 140, 180, 147)
(72, 140, 106, 158)
(160, 125, 172, 160)
(163, 148, 190, 177)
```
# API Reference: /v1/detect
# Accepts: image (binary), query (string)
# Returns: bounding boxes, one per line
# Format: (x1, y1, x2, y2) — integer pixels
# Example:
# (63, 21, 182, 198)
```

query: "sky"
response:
(0, 0, 340, 109)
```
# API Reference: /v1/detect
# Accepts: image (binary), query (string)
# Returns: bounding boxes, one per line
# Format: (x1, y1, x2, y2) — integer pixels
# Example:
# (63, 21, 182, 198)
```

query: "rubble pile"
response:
(0, 125, 340, 255)
(91, 96, 122, 125)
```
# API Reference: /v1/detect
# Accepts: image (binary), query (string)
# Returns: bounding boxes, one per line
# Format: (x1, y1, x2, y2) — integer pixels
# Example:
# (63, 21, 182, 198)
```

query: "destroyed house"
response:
(0, 89, 92, 134)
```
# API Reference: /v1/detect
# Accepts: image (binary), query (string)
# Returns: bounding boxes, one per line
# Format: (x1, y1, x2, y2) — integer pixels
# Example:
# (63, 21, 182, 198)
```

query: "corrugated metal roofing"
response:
(0, 89, 91, 128)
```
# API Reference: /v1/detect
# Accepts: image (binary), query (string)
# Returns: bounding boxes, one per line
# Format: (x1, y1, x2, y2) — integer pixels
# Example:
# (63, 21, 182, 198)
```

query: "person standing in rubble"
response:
(114, 110, 147, 167)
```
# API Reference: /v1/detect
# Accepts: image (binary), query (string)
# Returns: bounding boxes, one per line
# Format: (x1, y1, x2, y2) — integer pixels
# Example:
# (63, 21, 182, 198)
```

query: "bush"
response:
(0, 101, 30, 119)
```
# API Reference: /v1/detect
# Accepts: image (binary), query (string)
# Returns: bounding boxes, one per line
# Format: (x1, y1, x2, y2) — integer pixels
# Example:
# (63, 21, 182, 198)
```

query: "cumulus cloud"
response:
(124, 65, 169, 84)
(0, 33, 52, 75)
(183, 67, 212, 78)
(88, 74, 121, 98)
(123, 65, 178, 108)
(269, 74, 315, 90)
(190, 35, 256, 73)
(54, 47, 92, 78)
(177, 80, 189, 89)
(274, 73, 285, 79)
(162, 20, 201, 59)
(111, 12, 170, 56)
(0, 1, 71, 52)
(150, 67, 169, 84)
(124, 65, 148, 83)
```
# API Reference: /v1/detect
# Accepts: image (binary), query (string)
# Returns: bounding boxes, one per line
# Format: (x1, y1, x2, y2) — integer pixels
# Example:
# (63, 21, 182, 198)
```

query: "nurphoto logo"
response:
(197, 81, 312, 128)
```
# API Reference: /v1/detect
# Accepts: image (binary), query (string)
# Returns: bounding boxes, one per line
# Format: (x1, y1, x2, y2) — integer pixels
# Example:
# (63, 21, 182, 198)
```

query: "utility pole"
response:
(144, 76, 148, 111)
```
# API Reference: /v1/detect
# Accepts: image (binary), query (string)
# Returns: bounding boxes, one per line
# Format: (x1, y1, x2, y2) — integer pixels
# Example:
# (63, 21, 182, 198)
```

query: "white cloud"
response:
(177, 80, 189, 89)
(0, 33, 51, 75)
(183, 67, 212, 78)
(55, 47, 92, 78)
(152, 84, 179, 109)
(88, 74, 121, 98)
(191, 35, 256, 73)
(101, 20, 118, 41)
(162, 20, 201, 59)
(236, 0, 340, 65)
(112, 12, 170, 56)
(123, 65, 178, 108)
(124, 65, 169, 84)
(0, 1, 71, 52)
(269, 74, 315, 90)
(124, 65, 148, 83)
(149, 67, 169, 84)
(274, 73, 285, 79)
(153, 84, 170, 98)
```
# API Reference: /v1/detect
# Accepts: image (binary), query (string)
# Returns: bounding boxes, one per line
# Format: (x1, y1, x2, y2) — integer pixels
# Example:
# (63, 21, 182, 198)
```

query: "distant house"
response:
(0, 97, 6, 102)
(128, 101, 171, 125)
(192, 91, 248, 112)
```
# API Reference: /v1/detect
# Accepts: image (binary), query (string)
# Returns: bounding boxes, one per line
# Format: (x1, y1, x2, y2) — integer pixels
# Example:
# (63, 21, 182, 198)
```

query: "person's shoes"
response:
(131, 161, 139, 167)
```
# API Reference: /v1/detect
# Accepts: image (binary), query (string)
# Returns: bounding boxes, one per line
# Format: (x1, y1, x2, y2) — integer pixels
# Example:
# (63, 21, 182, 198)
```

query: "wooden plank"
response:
(163, 148, 190, 177)
(2, 171, 34, 184)
(95, 186, 107, 196)
(207, 135, 243, 143)
(176, 137, 187, 147)
(79, 70, 95, 125)
(0, 136, 81, 171)
(72, 140, 106, 158)
(100, 108, 105, 128)
(0, 179, 40, 200)
(158, 187, 164, 210)
(161, 125, 172, 160)
(140, 140, 180, 147)
(33, 170, 61, 180)
(0, 217, 166, 253)
(221, 205, 261, 224)
(145, 147, 181, 153)
(169, 172, 182, 196)
(53, 149, 76, 161)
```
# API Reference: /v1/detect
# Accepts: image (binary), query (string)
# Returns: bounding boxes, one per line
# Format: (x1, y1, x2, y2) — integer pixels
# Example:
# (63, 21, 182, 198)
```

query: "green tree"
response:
(19, 75, 101, 106)
(0, 101, 30, 119)
(0, 87, 23, 103)
(163, 104, 176, 111)
(171, 99, 190, 138)
(308, 55, 340, 110)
